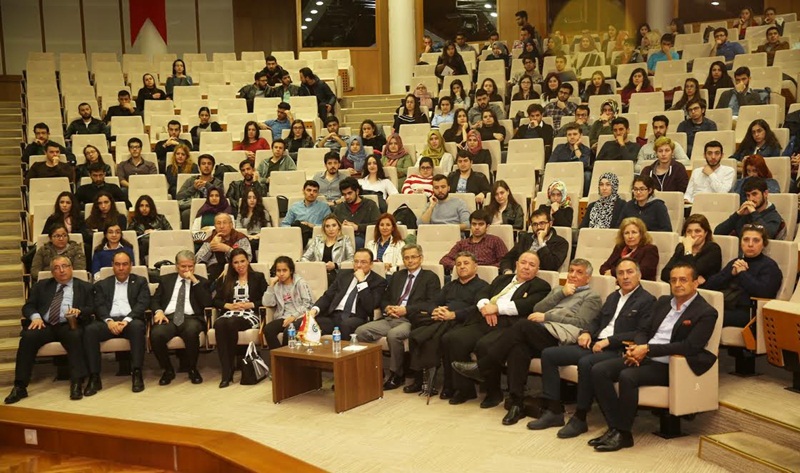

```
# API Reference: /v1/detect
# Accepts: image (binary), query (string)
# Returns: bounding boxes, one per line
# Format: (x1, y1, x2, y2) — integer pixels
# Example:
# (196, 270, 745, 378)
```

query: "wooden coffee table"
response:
(270, 342, 383, 413)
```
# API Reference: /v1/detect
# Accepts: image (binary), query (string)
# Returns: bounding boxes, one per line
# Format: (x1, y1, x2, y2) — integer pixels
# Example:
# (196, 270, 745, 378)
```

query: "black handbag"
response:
(240, 342, 269, 385)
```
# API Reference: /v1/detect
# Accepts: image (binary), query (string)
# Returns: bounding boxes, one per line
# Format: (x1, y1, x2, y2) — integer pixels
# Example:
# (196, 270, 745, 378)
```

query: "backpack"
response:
(393, 204, 418, 230)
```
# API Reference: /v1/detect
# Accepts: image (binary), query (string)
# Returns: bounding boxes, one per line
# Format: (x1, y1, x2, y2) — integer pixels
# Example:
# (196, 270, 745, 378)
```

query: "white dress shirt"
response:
(597, 286, 638, 340)
(164, 277, 195, 316)
(109, 278, 133, 322)
(648, 293, 698, 363)
(477, 278, 524, 316)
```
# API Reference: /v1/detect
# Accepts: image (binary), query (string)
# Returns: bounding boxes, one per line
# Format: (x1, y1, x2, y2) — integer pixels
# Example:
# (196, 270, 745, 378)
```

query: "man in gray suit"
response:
(84, 251, 150, 395)
(453, 258, 602, 426)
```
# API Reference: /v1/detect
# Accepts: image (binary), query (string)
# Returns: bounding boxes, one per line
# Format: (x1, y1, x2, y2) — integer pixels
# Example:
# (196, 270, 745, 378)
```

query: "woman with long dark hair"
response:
(76, 144, 111, 179)
(165, 59, 193, 98)
(130, 195, 172, 265)
(671, 78, 701, 115)
(435, 40, 468, 79)
(392, 94, 428, 133)
(485, 180, 524, 231)
(233, 121, 270, 161)
(364, 213, 405, 275)
(135, 73, 166, 112)
(284, 119, 314, 156)
(359, 155, 398, 200)
(85, 190, 127, 233)
(236, 188, 271, 257)
(703, 61, 734, 108)
(732, 119, 783, 160)
(660, 214, 721, 285)
(262, 256, 314, 350)
(43, 191, 86, 235)
(212, 248, 267, 387)
(359, 119, 386, 157)
(443, 109, 470, 146)
(449, 79, 470, 110)
(189, 107, 222, 150)
(620, 67, 653, 109)
(541, 73, 562, 102)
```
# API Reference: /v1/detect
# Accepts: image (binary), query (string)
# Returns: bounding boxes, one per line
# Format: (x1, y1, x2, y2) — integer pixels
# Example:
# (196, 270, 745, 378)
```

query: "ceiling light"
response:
(310, 9, 318, 13)
(484, 3, 491, 8)
(490, 12, 497, 17)
(711, 1, 719, 4)
(301, 25, 308, 30)
(305, 17, 312, 22)
(316, 1, 323, 4)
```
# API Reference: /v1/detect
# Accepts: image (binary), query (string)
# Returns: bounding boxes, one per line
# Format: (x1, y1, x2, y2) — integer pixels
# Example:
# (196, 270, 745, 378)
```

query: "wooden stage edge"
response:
(0, 406, 327, 473)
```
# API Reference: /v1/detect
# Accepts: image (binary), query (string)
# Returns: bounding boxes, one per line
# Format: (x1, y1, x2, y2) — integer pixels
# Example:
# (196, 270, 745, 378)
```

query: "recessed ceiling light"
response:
(305, 17, 312, 22)
(484, 3, 491, 8)
(310, 9, 318, 14)
(711, 1, 719, 4)
(301, 25, 308, 30)
(490, 12, 497, 17)
(316, 1, 323, 5)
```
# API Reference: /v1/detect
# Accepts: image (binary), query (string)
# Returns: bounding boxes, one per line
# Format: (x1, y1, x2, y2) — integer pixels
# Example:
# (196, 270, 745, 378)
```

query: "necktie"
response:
(342, 277, 359, 317)
(174, 279, 187, 326)
(48, 284, 65, 325)
(396, 274, 415, 305)
(490, 279, 518, 304)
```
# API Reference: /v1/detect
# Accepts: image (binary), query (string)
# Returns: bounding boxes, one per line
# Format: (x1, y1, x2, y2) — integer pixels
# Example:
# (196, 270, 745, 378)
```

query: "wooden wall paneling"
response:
(498, 0, 547, 46)
(378, 0, 390, 95)
(626, 0, 647, 38)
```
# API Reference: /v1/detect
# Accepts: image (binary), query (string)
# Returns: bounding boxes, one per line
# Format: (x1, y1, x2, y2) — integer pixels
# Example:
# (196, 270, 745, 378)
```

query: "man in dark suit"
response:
(500, 208, 569, 273)
(444, 251, 551, 406)
(150, 250, 213, 386)
(527, 259, 655, 438)
(590, 263, 718, 451)
(355, 244, 441, 390)
(84, 251, 149, 396)
(4, 256, 94, 404)
(308, 248, 387, 339)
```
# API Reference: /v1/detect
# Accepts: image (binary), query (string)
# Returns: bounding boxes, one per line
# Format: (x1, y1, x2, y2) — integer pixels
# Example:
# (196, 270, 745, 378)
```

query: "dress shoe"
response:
(383, 373, 405, 390)
(448, 390, 477, 405)
(588, 429, 614, 447)
(131, 369, 144, 393)
(557, 416, 588, 438)
(479, 392, 504, 409)
(451, 361, 484, 383)
(159, 370, 176, 386)
(594, 429, 634, 452)
(219, 379, 231, 389)
(70, 381, 83, 400)
(4, 386, 28, 404)
(527, 410, 565, 430)
(188, 369, 203, 384)
(403, 380, 423, 393)
(439, 388, 455, 400)
(502, 405, 526, 425)
(83, 375, 102, 397)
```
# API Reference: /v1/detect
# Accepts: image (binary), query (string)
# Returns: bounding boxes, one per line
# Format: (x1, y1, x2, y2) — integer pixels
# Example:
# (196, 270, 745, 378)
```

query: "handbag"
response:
(240, 341, 269, 385)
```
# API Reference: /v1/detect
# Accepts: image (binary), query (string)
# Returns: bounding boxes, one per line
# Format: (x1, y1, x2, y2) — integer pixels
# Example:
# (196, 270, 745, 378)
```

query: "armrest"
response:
(205, 307, 216, 330)
(668, 355, 719, 416)
(751, 298, 768, 354)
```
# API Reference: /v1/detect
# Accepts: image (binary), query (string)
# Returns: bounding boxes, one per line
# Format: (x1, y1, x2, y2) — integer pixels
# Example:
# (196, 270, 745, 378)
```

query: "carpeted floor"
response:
(10, 347, 790, 472)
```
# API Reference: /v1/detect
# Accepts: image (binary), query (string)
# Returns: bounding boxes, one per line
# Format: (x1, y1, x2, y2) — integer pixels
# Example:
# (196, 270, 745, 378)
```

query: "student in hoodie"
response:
(619, 176, 672, 232)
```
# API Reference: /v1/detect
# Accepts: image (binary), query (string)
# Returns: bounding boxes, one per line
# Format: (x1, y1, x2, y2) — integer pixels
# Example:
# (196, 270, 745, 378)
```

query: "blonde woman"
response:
(301, 214, 355, 285)
(165, 144, 197, 198)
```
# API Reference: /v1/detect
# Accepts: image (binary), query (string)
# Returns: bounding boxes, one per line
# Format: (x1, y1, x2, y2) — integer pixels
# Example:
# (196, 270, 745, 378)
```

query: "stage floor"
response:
(4, 352, 795, 472)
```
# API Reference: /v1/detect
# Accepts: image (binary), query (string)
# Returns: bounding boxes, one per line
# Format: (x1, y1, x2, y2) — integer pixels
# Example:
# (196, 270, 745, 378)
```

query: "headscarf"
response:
(345, 136, 367, 172)
(491, 41, 509, 57)
(547, 180, 571, 208)
(414, 83, 433, 109)
(463, 129, 483, 153)
(601, 98, 619, 116)
(587, 172, 620, 229)
(196, 187, 232, 217)
(382, 133, 407, 164)
(421, 130, 445, 162)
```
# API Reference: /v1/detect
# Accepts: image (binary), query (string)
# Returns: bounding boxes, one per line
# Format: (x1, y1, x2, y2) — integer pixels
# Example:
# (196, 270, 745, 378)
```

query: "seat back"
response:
(690, 193, 740, 230)
(650, 231, 681, 280)
(653, 191, 685, 233)
(416, 224, 461, 263)
(147, 230, 194, 268)
(257, 227, 303, 267)
(575, 228, 618, 276)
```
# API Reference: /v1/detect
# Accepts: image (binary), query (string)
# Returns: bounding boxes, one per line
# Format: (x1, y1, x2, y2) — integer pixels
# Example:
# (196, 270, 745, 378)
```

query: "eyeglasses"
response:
(403, 255, 421, 261)
(531, 221, 550, 227)
(687, 106, 702, 112)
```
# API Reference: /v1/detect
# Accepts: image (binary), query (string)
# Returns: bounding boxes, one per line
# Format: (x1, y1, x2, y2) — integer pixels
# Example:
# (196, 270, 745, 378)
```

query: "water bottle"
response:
(287, 325, 297, 349)
(332, 326, 342, 354)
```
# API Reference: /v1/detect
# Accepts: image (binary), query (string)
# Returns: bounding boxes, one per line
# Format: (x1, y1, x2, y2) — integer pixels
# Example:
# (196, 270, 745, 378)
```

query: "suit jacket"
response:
(499, 229, 569, 273)
(212, 271, 268, 312)
(151, 273, 213, 323)
(23, 277, 94, 326)
(315, 269, 387, 321)
(383, 269, 441, 324)
(94, 273, 150, 322)
(466, 274, 551, 326)
(585, 285, 655, 349)
(634, 294, 718, 376)
(446, 170, 491, 198)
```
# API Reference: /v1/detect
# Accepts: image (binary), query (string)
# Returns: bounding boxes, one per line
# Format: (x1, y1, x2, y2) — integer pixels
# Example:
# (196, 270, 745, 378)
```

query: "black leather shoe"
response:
(219, 379, 231, 389)
(557, 416, 588, 438)
(502, 405, 526, 425)
(131, 369, 144, 393)
(439, 388, 455, 400)
(159, 370, 176, 386)
(70, 381, 83, 400)
(480, 392, 504, 409)
(588, 429, 614, 447)
(83, 375, 102, 397)
(448, 390, 477, 405)
(594, 429, 634, 452)
(188, 369, 203, 384)
(4, 386, 28, 404)
(451, 361, 484, 383)
(383, 373, 404, 390)
(527, 409, 565, 430)
(403, 380, 423, 393)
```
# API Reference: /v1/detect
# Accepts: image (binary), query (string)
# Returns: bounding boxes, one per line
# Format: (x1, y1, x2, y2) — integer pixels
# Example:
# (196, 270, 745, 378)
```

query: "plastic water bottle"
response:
(332, 326, 342, 354)
(287, 325, 297, 349)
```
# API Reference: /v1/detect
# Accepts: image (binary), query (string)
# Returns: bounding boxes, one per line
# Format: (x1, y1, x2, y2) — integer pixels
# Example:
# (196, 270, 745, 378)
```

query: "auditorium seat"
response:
(257, 227, 303, 267)
(147, 231, 194, 268)
(653, 191, 685, 232)
(690, 192, 739, 230)
(574, 228, 618, 277)
(496, 163, 536, 201)
(417, 224, 461, 263)
(689, 130, 735, 160)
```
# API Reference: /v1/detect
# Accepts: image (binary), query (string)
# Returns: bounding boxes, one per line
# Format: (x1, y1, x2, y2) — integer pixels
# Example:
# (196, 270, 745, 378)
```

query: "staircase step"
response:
(0, 337, 19, 363)
(0, 211, 21, 223)
(0, 186, 21, 198)
(0, 250, 21, 265)
(0, 361, 13, 385)
(0, 264, 23, 283)
(700, 431, 800, 472)
(0, 297, 25, 317)
(0, 280, 24, 300)
(0, 319, 19, 338)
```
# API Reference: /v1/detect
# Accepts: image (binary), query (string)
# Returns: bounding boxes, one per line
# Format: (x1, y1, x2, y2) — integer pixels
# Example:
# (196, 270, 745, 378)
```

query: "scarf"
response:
(204, 226, 247, 246)
(463, 130, 483, 153)
(421, 130, 445, 163)
(588, 172, 620, 229)
(196, 187, 232, 217)
(345, 136, 367, 172)
(547, 180, 571, 208)
(383, 133, 407, 165)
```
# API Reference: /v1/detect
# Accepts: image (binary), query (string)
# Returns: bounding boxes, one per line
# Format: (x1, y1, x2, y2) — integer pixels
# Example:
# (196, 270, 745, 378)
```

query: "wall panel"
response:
(197, 0, 235, 53)
(82, 0, 123, 59)
(232, 0, 297, 57)
(1, 0, 43, 74)
(165, 0, 198, 54)
(43, 0, 83, 53)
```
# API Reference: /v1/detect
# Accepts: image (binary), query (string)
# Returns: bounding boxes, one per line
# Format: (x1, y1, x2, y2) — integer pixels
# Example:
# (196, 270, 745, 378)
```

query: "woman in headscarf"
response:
(537, 180, 574, 227)
(381, 133, 414, 187)
(486, 41, 510, 78)
(195, 213, 252, 282)
(419, 129, 454, 173)
(573, 33, 604, 77)
(413, 82, 433, 110)
(580, 172, 625, 229)
(191, 187, 233, 236)
(588, 98, 619, 149)
(459, 130, 492, 167)
(341, 135, 367, 176)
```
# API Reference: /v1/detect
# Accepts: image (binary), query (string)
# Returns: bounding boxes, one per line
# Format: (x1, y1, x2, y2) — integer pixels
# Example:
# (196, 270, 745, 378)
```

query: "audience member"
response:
(116, 138, 157, 190)
(284, 119, 315, 157)
(235, 189, 272, 246)
(732, 7, 759, 40)
(761, 7, 785, 35)
(757, 26, 789, 67)
(42, 191, 85, 236)
(553, 55, 577, 83)
(732, 154, 781, 202)
(501, 208, 569, 273)
(177, 154, 223, 228)
(314, 152, 345, 205)
(301, 214, 354, 285)
(419, 129, 454, 176)
(271, 70, 306, 101)
(196, 213, 251, 281)
(382, 133, 414, 187)
(359, 119, 387, 156)
(64, 102, 108, 140)
(257, 138, 296, 188)
(154, 120, 192, 165)
(393, 94, 428, 133)
(30, 223, 86, 281)
(457, 130, 492, 168)
(331, 177, 381, 249)
(85, 191, 127, 233)
(449, 79, 471, 110)
(537, 180, 574, 227)
(75, 144, 111, 179)
(670, 78, 701, 114)
(434, 41, 468, 79)
(401, 157, 435, 197)
(90, 223, 135, 276)
(280, 180, 330, 228)
(364, 213, 406, 276)
(573, 34, 604, 77)
(259, 102, 293, 142)
(596, 117, 641, 163)
(717, 67, 769, 115)
(620, 176, 672, 232)
(639, 137, 689, 193)
(359, 155, 398, 202)
(431, 96, 455, 129)
(468, 89, 506, 127)
(599, 217, 659, 280)
(164, 59, 192, 98)
(102, 90, 137, 124)
(677, 98, 717, 157)
(544, 83, 578, 131)
(189, 107, 222, 151)
(25, 142, 75, 186)
(130, 195, 173, 264)
(588, 99, 618, 149)
(135, 73, 166, 113)
(316, 116, 349, 152)
(237, 71, 271, 113)
(191, 188, 232, 236)
(262, 256, 314, 350)
(443, 109, 471, 146)
(660, 214, 722, 285)
(485, 180, 524, 231)
(714, 177, 785, 239)
(76, 163, 126, 207)
(684, 140, 735, 203)
(731, 119, 782, 160)
(646, 34, 679, 74)
(702, 61, 734, 108)
(635, 115, 689, 173)
(620, 68, 653, 109)
(234, 121, 270, 161)
(340, 136, 367, 177)
(260, 55, 286, 86)
(516, 104, 554, 154)
(227, 159, 268, 211)
(440, 210, 508, 273)
(581, 71, 614, 103)
(165, 144, 198, 198)
(581, 173, 625, 229)
(447, 153, 491, 206)
(550, 123, 591, 195)
(418, 174, 470, 230)
(299, 67, 337, 119)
